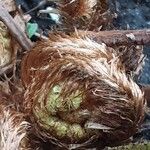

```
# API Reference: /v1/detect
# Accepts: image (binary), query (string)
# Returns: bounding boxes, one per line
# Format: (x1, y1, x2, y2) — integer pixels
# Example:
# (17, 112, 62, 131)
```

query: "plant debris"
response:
(0, 0, 150, 150)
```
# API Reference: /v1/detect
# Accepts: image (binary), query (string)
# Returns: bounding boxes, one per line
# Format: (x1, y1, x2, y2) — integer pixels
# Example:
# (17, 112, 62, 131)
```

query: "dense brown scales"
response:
(56, 0, 114, 31)
(21, 35, 145, 149)
(0, 92, 30, 150)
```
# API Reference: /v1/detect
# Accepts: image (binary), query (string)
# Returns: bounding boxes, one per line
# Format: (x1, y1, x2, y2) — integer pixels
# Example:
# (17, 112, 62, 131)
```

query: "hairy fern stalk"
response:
(0, 92, 30, 150)
(21, 34, 145, 149)
(54, 0, 112, 31)
(0, 109, 29, 150)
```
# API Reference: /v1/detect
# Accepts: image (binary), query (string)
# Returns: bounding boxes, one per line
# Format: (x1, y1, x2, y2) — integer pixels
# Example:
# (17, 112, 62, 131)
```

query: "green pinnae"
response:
(53, 85, 61, 93)
(69, 94, 82, 110)
(46, 85, 63, 114)
(33, 105, 87, 139)
(46, 84, 82, 113)
(55, 122, 68, 137)
(0, 31, 10, 49)
(32, 83, 88, 141)
(70, 124, 86, 139)
(33, 106, 55, 129)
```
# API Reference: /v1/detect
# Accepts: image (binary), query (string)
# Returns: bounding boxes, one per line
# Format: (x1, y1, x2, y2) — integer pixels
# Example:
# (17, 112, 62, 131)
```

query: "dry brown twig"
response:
(0, 5, 32, 51)
(0, 4, 150, 51)
(0, 0, 16, 12)
(21, 35, 146, 149)
(77, 29, 150, 46)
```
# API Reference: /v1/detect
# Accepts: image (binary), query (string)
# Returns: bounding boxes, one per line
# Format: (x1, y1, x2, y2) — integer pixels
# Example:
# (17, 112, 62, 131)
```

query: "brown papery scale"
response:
(21, 34, 145, 149)
(57, 0, 114, 31)
(75, 30, 145, 75)
(61, 0, 97, 18)
(0, 92, 30, 150)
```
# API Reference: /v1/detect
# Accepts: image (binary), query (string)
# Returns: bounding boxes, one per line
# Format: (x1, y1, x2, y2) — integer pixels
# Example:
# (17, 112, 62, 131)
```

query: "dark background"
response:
(109, 0, 150, 85)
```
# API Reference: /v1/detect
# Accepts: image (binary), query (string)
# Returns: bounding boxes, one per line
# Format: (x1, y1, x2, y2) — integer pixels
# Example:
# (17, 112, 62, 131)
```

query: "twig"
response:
(0, 5, 33, 51)
(0, 64, 13, 75)
(78, 29, 150, 46)
(141, 85, 150, 107)
(24, 0, 47, 15)
(0, 4, 150, 50)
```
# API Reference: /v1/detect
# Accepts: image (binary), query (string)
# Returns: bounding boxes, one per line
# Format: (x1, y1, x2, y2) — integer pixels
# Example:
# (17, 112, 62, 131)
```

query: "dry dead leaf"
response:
(14, 13, 26, 32)
(0, 0, 16, 12)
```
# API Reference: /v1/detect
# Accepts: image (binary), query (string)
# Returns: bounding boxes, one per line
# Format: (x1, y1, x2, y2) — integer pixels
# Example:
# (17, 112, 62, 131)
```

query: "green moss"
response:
(108, 143, 150, 150)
